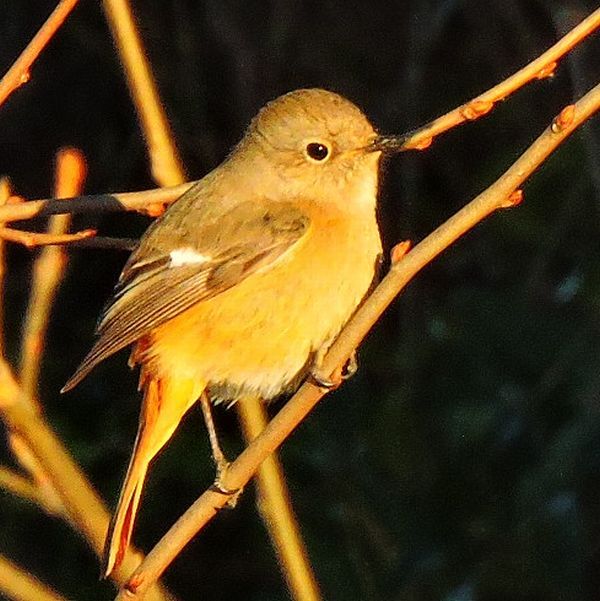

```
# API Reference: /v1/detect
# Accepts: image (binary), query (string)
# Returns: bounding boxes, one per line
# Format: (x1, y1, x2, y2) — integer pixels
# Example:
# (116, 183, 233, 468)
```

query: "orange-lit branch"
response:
(0, 226, 96, 248)
(102, 0, 186, 186)
(399, 6, 600, 151)
(19, 148, 87, 399)
(0, 0, 80, 109)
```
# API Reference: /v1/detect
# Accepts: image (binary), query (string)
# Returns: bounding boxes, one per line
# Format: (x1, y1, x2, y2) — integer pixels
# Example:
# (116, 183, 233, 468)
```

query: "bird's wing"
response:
(62, 197, 310, 391)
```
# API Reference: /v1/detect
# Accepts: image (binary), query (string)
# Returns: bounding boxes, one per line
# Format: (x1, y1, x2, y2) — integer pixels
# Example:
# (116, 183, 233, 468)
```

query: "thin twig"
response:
(19, 148, 86, 399)
(397, 5, 600, 151)
(0, 184, 190, 224)
(64, 236, 138, 250)
(0, 554, 71, 601)
(0, 0, 80, 109)
(0, 227, 96, 248)
(113, 80, 600, 600)
(102, 0, 186, 186)
(0, 465, 60, 513)
(238, 397, 322, 601)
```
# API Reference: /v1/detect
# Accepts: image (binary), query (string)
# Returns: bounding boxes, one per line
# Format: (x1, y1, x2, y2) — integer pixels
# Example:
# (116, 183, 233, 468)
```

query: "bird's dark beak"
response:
(369, 134, 407, 154)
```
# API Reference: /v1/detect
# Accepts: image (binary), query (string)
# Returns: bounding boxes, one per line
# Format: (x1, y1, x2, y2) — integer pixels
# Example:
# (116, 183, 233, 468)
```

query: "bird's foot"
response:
(310, 351, 358, 390)
(211, 458, 243, 508)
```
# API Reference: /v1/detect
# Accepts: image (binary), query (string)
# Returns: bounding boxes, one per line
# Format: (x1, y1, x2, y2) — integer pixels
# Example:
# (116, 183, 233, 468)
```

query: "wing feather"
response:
(62, 199, 309, 391)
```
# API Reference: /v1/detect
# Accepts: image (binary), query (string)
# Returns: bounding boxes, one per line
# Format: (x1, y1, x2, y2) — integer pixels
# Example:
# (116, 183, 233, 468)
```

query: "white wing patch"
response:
(169, 248, 212, 268)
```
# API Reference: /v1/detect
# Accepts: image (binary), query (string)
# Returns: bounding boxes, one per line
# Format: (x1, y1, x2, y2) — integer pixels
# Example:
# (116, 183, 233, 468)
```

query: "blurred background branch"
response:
(19, 148, 86, 398)
(0, 554, 71, 601)
(102, 0, 186, 187)
(238, 396, 322, 601)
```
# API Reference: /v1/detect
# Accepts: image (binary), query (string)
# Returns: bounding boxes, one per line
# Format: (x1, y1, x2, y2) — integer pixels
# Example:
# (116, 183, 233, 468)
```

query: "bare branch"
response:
(0, 465, 62, 515)
(64, 236, 138, 250)
(0, 184, 191, 225)
(19, 148, 86, 399)
(0, 358, 174, 600)
(0, 226, 96, 248)
(0, 554, 71, 601)
(0, 0, 80, 109)
(397, 6, 600, 151)
(0, 7, 596, 228)
(238, 397, 322, 601)
(102, 0, 186, 186)
(7, 433, 66, 516)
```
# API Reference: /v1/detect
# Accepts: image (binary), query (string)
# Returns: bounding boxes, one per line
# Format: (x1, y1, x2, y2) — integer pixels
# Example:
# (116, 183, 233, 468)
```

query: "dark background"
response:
(1, 1, 600, 600)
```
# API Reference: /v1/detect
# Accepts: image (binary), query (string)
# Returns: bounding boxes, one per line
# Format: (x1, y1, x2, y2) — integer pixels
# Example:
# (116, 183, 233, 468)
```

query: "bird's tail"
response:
(102, 373, 204, 578)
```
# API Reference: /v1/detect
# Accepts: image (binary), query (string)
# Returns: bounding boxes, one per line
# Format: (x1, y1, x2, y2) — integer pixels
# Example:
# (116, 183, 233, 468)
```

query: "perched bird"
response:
(63, 88, 400, 576)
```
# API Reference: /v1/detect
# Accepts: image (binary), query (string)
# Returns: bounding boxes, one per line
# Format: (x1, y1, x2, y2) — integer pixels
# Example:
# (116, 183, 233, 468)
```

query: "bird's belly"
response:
(145, 219, 381, 402)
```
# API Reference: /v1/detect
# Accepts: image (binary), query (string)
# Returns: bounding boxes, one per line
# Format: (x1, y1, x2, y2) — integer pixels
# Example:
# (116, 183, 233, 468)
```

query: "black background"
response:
(1, 1, 600, 600)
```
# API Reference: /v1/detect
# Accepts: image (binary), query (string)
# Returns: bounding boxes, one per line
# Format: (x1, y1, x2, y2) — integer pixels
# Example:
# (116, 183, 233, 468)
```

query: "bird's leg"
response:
(199, 393, 240, 501)
(310, 349, 358, 390)
(200, 392, 228, 470)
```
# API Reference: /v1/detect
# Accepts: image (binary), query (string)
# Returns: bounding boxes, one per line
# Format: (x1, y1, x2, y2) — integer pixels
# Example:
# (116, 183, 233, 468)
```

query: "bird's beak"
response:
(368, 134, 407, 154)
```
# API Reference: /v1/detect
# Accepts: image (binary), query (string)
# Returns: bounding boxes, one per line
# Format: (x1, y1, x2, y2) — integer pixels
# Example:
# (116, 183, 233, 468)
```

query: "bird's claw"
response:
(211, 459, 242, 508)
(309, 352, 358, 390)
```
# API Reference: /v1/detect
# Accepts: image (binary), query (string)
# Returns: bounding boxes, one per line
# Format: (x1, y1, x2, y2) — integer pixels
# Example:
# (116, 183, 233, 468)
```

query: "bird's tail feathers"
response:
(102, 374, 204, 578)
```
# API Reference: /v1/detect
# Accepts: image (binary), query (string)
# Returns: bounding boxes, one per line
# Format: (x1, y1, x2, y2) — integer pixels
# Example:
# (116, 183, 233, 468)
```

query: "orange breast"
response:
(141, 204, 381, 402)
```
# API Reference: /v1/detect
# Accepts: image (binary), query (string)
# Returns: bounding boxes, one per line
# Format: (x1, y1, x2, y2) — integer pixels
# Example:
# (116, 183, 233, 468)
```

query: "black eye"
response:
(305, 142, 330, 162)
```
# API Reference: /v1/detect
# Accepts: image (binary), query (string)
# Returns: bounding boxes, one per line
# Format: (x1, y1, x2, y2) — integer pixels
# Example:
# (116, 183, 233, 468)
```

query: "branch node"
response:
(391, 240, 412, 264)
(125, 574, 144, 594)
(536, 61, 558, 80)
(500, 189, 524, 209)
(551, 104, 576, 133)
(414, 137, 433, 150)
(460, 100, 494, 121)
(18, 70, 31, 86)
(145, 202, 166, 217)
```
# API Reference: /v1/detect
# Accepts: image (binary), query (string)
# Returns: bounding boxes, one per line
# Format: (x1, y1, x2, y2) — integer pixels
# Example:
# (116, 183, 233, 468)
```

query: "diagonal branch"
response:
(397, 5, 600, 151)
(113, 79, 600, 600)
(0, 0, 80, 109)
(0, 554, 71, 601)
(102, 0, 186, 186)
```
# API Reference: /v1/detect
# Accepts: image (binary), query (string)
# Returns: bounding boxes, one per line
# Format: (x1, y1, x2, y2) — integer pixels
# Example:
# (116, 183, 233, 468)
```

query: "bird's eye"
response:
(304, 141, 331, 163)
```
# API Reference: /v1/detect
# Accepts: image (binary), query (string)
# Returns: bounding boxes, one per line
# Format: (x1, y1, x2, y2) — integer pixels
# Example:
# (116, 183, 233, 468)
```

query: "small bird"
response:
(63, 88, 401, 577)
